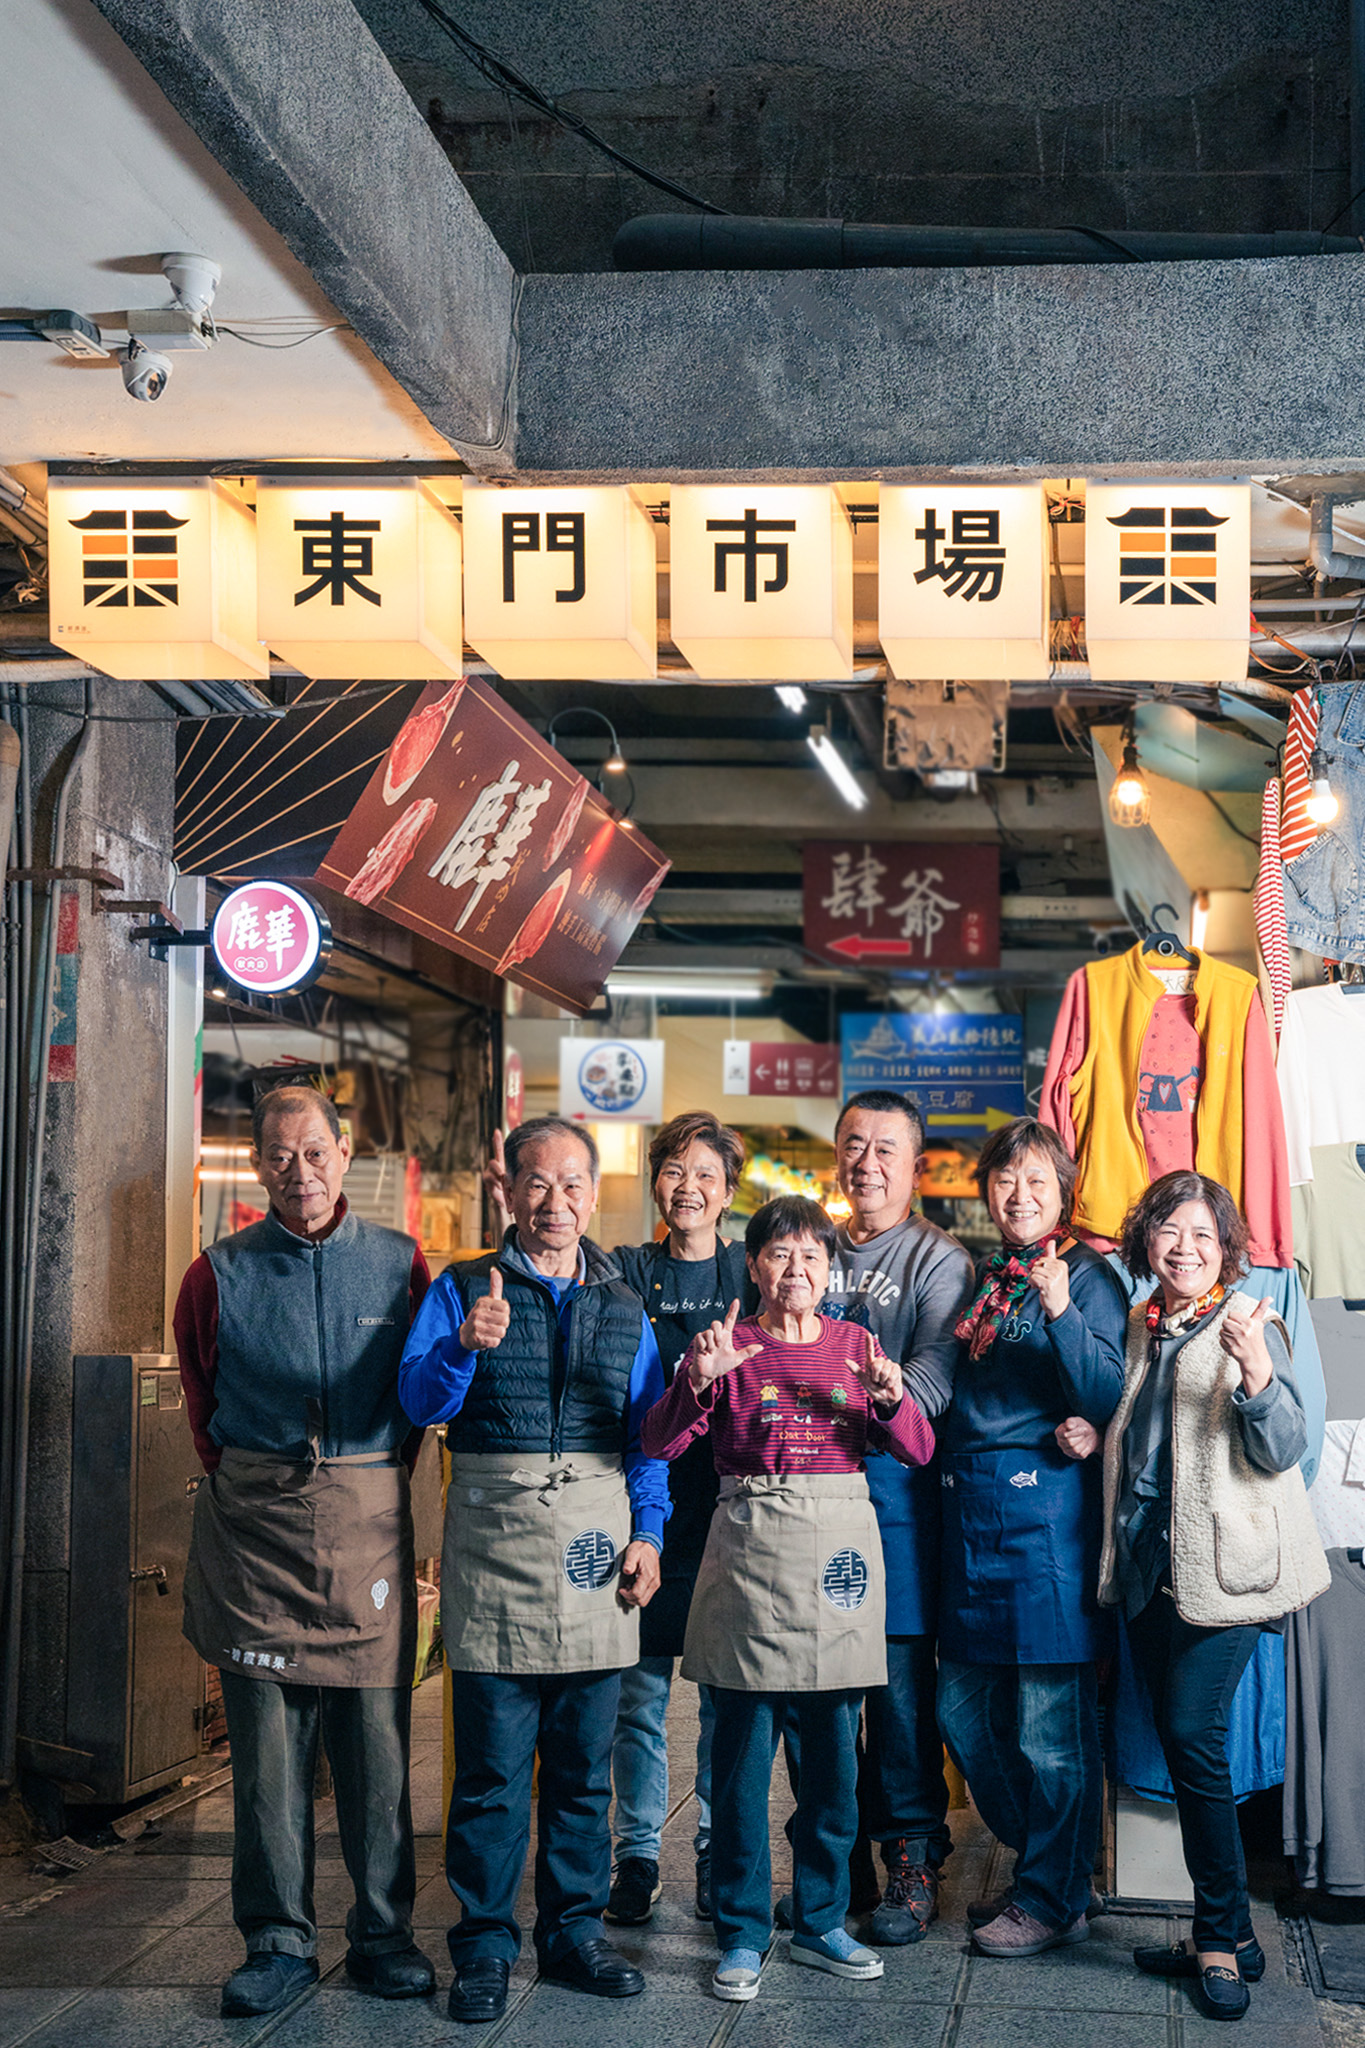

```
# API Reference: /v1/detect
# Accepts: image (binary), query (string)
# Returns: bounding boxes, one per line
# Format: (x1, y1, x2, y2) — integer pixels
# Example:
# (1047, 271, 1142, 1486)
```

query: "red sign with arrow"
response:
(803, 841, 999, 970)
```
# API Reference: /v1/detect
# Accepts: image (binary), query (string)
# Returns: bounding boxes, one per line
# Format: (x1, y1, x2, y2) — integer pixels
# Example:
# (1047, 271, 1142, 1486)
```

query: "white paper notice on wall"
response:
(559, 1037, 665, 1124)
(1085, 481, 1251, 683)
(879, 485, 1050, 680)
(669, 484, 854, 680)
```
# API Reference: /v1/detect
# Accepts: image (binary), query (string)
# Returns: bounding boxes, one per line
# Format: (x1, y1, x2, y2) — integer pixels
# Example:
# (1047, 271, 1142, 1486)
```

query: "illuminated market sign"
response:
(462, 484, 659, 680)
(210, 880, 332, 995)
(255, 477, 463, 679)
(1084, 482, 1251, 681)
(878, 485, 1050, 680)
(48, 477, 268, 681)
(668, 484, 854, 679)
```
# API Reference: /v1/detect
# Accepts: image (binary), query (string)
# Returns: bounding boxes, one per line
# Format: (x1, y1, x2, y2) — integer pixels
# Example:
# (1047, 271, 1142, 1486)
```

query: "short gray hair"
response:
(252, 1084, 342, 1153)
(504, 1116, 599, 1181)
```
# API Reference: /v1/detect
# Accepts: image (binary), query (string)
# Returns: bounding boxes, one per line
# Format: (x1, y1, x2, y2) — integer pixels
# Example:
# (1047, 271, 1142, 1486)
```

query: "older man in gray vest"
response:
(174, 1084, 436, 2018)
(400, 1115, 669, 2025)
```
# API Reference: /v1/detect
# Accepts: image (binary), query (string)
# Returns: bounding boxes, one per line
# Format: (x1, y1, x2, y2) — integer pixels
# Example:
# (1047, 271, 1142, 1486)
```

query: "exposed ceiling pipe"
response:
(1308, 492, 1365, 581)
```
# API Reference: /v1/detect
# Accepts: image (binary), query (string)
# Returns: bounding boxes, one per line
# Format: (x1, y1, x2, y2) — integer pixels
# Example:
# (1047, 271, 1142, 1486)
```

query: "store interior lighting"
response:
(1190, 889, 1210, 950)
(774, 685, 808, 712)
(1108, 718, 1152, 828)
(807, 723, 868, 810)
(605, 970, 771, 1001)
(545, 704, 628, 778)
(1306, 746, 1340, 825)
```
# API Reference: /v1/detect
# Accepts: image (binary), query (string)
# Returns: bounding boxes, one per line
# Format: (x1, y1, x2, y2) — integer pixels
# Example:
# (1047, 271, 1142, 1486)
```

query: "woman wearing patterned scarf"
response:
(1094, 1173, 1326, 2024)
(937, 1119, 1128, 1962)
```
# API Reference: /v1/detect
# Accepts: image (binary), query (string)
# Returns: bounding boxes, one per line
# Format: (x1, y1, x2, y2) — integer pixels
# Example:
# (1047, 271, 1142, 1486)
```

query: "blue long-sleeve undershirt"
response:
(399, 1260, 670, 1551)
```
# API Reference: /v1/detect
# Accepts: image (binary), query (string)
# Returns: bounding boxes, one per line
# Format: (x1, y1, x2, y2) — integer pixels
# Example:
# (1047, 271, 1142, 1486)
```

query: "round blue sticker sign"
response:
(563, 1529, 618, 1591)
(577, 1042, 647, 1115)
(821, 1547, 869, 1611)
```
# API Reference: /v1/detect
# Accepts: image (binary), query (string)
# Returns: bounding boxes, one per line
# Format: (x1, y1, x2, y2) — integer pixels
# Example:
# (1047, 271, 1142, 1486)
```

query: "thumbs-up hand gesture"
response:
(483, 1128, 513, 1237)
(687, 1299, 763, 1395)
(1033, 1239, 1072, 1323)
(1220, 1294, 1275, 1398)
(459, 1265, 512, 1352)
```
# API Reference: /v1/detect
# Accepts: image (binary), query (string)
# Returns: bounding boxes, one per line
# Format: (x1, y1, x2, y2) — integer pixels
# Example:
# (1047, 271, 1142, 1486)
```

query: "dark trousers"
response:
(446, 1667, 620, 1968)
(711, 1687, 862, 1953)
(862, 1634, 953, 1869)
(1125, 1593, 1262, 1954)
(219, 1669, 416, 1959)
(937, 1658, 1100, 1929)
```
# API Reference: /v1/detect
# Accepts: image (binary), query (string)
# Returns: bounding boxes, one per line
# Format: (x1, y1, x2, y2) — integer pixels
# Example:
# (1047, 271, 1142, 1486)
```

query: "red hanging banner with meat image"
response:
(316, 678, 669, 1015)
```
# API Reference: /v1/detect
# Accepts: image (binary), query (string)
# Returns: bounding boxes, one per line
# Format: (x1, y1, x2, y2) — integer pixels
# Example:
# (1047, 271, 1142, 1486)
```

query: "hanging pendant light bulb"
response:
(1108, 718, 1151, 828)
(1305, 745, 1339, 826)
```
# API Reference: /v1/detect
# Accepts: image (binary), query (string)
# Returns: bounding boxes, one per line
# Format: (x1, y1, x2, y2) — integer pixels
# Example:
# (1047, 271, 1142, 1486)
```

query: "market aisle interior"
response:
(0, 1673, 1332, 2048)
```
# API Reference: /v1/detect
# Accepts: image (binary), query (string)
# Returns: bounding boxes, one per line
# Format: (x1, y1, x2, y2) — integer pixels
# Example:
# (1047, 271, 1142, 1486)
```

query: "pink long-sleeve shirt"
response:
(640, 1315, 935, 1476)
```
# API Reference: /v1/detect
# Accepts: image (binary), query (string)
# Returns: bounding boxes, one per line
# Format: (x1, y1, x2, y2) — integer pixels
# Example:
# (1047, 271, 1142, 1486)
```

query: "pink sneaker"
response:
(972, 1903, 1090, 1959)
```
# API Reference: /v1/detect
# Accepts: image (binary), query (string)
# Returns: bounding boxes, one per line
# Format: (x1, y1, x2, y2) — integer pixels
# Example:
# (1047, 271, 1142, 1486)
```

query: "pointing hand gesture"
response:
(847, 1336, 903, 1410)
(483, 1128, 513, 1238)
(459, 1264, 512, 1352)
(1220, 1294, 1275, 1398)
(1033, 1239, 1072, 1323)
(687, 1299, 762, 1395)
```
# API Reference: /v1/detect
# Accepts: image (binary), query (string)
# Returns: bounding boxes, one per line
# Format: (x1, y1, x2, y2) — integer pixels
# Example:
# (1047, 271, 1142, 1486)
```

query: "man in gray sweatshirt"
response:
(822, 1089, 975, 1945)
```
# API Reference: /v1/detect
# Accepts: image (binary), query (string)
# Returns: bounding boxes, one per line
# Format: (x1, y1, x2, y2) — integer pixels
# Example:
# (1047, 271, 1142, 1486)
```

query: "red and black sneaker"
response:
(865, 1842, 938, 1946)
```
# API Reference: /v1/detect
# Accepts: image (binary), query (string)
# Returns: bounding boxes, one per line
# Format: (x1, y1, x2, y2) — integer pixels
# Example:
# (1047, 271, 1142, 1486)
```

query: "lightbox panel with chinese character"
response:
(1084, 482, 1251, 682)
(463, 484, 658, 680)
(669, 485, 855, 679)
(878, 485, 1050, 679)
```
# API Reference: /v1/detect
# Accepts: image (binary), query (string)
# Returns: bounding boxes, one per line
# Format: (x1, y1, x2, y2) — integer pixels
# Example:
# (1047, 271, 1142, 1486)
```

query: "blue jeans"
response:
(611, 1655, 714, 1862)
(863, 1634, 953, 1868)
(1283, 680, 1365, 960)
(1125, 1593, 1262, 1954)
(937, 1659, 1100, 1929)
(710, 1687, 862, 1954)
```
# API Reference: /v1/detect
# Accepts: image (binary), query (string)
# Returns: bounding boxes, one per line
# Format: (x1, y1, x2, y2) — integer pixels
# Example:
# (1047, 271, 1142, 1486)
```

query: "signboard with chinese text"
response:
(840, 1012, 1025, 1140)
(879, 485, 1050, 679)
(48, 478, 267, 681)
(559, 1037, 664, 1124)
(1085, 482, 1250, 682)
(210, 881, 331, 996)
(316, 678, 671, 1016)
(256, 477, 463, 678)
(803, 842, 1000, 969)
(669, 485, 854, 679)
(463, 484, 658, 680)
(723, 1040, 840, 1097)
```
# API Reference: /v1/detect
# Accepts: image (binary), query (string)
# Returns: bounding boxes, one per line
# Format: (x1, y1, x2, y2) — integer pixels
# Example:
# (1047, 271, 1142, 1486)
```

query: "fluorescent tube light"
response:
(807, 725, 868, 810)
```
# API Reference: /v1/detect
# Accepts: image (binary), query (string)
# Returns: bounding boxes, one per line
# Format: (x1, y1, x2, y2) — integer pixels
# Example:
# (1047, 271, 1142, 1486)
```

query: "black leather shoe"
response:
(1194, 1963, 1251, 2021)
(540, 1938, 645, 1998)
(695, 1852, 712, 1921)
(1134, 1939, 1265, 1984)
(221, 1953, 318, 2016)
(448, 1957, 510, 2024)
(345, 1942, 437, 1998)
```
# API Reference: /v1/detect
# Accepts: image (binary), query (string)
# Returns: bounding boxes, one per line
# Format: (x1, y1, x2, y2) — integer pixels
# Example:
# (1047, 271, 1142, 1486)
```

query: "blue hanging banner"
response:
(840, 1012, 1026, 1140)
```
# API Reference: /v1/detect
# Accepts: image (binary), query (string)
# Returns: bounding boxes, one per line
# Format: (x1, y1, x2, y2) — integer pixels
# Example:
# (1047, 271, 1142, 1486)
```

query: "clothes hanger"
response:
(1138, 901, 1200, 970)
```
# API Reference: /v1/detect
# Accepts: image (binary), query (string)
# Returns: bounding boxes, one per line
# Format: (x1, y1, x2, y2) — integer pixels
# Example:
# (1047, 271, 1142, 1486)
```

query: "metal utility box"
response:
(61, 1354, 204, 1802)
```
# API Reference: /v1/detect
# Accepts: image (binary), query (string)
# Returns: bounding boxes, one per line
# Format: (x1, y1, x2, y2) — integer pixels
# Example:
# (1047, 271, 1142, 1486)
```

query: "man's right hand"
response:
(483, 1128, 513, 1238)
(459, 1265, 511, 1352)
(687, 1299, 762, 1394)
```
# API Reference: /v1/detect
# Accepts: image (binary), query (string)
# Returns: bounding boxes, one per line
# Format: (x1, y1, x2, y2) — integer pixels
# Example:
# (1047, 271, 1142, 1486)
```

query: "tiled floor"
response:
(0, 1673, 1341, 2047)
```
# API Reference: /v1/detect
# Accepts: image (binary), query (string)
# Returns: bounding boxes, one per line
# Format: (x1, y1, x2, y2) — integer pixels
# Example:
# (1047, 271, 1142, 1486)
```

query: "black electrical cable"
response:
(410, 0, 728, 216)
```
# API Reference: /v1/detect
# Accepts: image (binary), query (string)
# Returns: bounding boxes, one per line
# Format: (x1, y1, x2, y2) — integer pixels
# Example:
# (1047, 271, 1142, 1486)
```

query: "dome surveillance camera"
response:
(160, 252, 221, 318)
(120, 339, 172, 402)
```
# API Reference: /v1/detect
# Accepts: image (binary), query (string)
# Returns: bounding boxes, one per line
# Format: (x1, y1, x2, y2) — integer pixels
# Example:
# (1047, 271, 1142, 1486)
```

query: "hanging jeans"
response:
(1282, 681, 1365, 963)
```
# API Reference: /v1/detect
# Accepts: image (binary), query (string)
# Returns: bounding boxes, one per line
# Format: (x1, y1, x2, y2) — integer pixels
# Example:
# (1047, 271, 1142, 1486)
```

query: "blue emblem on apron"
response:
(821, 1547, 869, 1610)
(562, 1529, 618, 1591)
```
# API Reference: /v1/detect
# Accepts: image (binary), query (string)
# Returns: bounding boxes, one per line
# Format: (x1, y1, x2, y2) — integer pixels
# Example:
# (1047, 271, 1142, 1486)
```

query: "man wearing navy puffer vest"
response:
(175, 1084, 436, 2019)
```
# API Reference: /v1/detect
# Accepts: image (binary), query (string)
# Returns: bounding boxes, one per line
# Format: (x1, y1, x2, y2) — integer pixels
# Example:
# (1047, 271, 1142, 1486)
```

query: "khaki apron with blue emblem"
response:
(441, 1449, 638, 1674)
(681, 1471, 886, 1692)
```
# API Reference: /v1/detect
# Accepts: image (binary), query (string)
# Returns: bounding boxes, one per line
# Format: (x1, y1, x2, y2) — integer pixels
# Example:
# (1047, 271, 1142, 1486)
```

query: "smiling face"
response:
(508, 1131, 598, 1261)
(1147, 1198, 1223, 1307)
(748, 1231, 831, 1319)
(253, 1105, 351, 1237)
(986, 1147, 1064, 1250)
(654, 1138, 730, 1238)
(835, 1108, 925, 1234)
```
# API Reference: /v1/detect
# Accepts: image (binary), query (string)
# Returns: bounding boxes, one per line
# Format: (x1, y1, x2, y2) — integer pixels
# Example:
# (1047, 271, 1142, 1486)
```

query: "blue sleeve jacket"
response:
(400, 1265, 670, 1552)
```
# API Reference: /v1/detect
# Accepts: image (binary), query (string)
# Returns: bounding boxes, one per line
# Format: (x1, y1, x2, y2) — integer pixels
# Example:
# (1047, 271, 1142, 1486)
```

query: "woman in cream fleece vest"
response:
(1096, 1172, 1328, 2025)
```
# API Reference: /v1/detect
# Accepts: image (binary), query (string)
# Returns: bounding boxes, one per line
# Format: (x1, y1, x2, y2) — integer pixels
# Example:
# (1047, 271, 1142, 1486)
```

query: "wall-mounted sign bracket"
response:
(126, 911, 210, 964)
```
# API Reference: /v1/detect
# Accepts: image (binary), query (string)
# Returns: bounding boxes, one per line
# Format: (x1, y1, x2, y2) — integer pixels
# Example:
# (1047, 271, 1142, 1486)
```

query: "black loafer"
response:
(448, 1957, 511, 2024)
(221, 1952, 318, 2016)
(345, 1942, 437, 1998)
(541, 1937, 645, 1998)
(1194, 1963, 1251, 2021)
(1134, 1939, 1265, 1984)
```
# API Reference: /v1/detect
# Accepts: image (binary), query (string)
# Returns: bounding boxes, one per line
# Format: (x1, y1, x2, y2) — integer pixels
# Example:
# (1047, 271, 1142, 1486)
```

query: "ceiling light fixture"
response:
(545, 704, 628, 780)
(807, 723, 868, 810)
(604, 977, 767, 1001)
(774, 685, 808, 713)
(1306, 745, 1340, 826)
(1108, 718, 1151, 828)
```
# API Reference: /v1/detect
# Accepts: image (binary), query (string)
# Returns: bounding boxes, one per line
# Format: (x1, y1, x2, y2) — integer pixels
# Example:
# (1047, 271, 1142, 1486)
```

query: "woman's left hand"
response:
(848, 1339, 903, 1410)
(1220, 1295, 1275, 1398)
(1033, 1239, 1071, 1322)
(1055, 1415, 1102, 1461)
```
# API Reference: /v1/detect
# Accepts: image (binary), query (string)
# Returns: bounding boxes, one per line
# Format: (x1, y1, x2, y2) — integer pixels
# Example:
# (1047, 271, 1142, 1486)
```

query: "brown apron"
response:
(442, 1450, 638, 1675)
(681, 1471, 887, 1693)
(183, 1448, 416, 1687)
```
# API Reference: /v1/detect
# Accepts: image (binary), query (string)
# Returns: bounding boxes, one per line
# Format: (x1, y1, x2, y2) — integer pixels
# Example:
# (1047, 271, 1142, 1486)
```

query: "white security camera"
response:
(119, 339, 172, 402)
(161, 252, 221, 318)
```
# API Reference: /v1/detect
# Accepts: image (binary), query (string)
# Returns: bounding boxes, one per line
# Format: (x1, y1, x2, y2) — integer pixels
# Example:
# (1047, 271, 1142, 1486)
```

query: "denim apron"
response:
(938, 1443, 1108, 1665)
(681, 1471, 887, 1692)
(1283, 682, 1365, 962)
